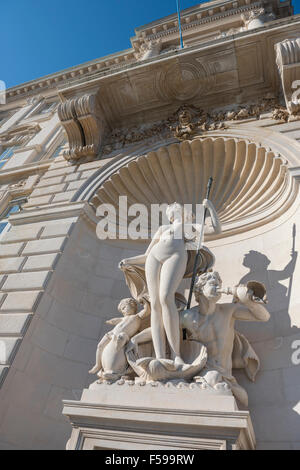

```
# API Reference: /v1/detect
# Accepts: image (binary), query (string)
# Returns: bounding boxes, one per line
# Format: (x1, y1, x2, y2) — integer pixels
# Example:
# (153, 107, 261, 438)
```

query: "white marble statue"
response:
(119, 201, 221, 365)
(90, 201, 270, 401)
(89, 297, 150, 381)
(180, 271, 270, 405)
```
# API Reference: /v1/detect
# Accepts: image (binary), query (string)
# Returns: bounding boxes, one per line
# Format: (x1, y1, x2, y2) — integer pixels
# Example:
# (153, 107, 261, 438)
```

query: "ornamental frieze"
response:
(102, 97, 298, 156)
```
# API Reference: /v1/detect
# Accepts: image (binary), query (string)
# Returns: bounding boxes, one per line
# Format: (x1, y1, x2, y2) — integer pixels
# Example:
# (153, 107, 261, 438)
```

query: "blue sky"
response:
(1, 0, 300, 89)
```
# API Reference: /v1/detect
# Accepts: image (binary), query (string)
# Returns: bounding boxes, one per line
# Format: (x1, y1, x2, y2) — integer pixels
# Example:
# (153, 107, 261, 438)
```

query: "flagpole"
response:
(176, 0, 184, 49)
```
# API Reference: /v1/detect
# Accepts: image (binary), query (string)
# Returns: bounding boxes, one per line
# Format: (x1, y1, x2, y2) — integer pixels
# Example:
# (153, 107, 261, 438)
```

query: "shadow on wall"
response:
(240, 224, 297, 317)
(235, 224, 300, 448)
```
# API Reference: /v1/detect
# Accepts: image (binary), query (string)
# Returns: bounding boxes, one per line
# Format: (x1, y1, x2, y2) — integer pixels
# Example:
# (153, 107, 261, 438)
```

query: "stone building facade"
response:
(0, 0, 299, 449)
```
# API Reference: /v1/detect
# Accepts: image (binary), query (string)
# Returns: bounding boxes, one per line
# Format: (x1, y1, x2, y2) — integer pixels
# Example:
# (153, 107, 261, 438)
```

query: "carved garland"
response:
(102, 97, 297, 155)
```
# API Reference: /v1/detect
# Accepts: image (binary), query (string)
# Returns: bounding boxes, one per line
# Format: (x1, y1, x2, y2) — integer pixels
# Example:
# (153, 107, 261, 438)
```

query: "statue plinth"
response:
(63, 380, 256, 450)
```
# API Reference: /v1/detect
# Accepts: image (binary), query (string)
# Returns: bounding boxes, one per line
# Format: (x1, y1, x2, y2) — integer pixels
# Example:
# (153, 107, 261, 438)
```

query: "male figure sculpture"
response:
(181, 271, 270, 405)
(119, 201, 221, 366)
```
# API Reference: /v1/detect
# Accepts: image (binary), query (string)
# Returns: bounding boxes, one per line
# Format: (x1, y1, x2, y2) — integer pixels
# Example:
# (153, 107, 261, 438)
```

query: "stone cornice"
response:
(3, 10, 298, 105)
(9, 201, 86, 225)
(56, 15, 300, 94)
(47, 14, 300, 162)
(131, 1, 263, 46)
(0, 161, 51, 185)
(4, 49, 137, 103)
(133, 0, 292, 38)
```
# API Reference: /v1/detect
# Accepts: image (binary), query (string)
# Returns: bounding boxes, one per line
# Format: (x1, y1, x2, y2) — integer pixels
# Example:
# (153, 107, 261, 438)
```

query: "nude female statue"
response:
(119, 200, 221, 364)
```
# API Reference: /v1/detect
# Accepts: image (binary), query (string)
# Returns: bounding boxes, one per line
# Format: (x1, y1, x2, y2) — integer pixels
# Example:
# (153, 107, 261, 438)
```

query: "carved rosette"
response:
(58, 93, 107, 162)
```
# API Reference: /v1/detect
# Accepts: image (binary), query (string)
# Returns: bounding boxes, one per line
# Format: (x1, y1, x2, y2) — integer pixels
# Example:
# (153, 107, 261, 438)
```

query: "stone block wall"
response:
(0, 113, 299, 449)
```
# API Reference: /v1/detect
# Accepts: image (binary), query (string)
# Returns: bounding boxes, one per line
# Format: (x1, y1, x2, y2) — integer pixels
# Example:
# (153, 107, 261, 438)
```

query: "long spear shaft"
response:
(186, 177, 213, 309)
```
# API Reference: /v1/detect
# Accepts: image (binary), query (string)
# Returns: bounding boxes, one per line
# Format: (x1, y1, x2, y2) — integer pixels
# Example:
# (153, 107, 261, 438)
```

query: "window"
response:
(0, 112, 9, 128)
(0, 135, 28, 169)
(39, 102, 57, 115)
(31, 102, 57, 117)
(0, 205, 19, 234)
(0, 146, 16, 169)
(0, 134, 32, 169)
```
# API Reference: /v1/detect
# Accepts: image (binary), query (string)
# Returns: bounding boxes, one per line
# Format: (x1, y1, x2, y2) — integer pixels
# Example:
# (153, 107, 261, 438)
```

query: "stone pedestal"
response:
(63, 381, 256, 450)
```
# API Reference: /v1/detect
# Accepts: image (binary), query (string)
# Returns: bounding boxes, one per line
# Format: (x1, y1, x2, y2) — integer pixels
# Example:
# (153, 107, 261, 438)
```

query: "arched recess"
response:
(72, 134, 299, 239)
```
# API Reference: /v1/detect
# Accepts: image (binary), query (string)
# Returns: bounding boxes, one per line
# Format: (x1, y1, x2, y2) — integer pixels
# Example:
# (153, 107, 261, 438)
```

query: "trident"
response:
(186, 176, 213, 310)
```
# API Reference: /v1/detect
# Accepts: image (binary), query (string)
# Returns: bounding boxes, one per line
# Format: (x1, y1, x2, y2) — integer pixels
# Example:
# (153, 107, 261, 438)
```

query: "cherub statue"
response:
(89, 297, 150, 381)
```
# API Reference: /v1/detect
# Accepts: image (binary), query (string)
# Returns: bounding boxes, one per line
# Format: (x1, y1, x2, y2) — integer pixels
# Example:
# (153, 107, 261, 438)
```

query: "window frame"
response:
(0, 204, 20, 237)
(0, 133, 33, 169)
(24, 100, 58, 121)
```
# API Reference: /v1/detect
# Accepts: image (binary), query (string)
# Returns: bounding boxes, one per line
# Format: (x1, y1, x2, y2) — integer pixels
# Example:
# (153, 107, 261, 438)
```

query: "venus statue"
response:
(89, 298, 150, 381)
(119, 200, 221, 364)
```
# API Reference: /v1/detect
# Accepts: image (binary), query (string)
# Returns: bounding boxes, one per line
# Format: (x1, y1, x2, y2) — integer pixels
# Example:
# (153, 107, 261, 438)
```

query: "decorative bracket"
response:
(58, 93, 107, 162)
(275, 38, 300, 115)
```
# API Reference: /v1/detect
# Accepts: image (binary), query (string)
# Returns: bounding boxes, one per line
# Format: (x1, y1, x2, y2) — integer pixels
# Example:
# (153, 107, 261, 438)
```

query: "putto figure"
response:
(89, 297, 150, 381)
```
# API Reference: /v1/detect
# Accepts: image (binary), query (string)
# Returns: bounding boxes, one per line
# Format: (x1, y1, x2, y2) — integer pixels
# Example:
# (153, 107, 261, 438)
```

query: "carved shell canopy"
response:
(90, 137, 295, 238)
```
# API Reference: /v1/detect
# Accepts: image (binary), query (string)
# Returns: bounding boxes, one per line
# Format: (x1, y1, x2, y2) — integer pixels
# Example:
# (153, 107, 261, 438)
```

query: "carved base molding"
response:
(63, 381, 255, 450)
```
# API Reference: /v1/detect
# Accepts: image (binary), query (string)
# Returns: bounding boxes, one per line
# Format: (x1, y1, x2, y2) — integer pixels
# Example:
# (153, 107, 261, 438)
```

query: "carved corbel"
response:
(275, 38, 300, 115)
(58, 93, 107, 162)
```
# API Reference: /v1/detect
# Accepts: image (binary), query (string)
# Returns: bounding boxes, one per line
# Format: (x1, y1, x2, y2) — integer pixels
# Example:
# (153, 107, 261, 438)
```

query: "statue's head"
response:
(118, 298, 138, 316)
(194, 270, 222, 302)
(166, 203, 194, 224)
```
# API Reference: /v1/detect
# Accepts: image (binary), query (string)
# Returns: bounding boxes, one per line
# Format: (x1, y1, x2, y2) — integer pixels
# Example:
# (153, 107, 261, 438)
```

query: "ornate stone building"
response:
(0, 0, 299, 450)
